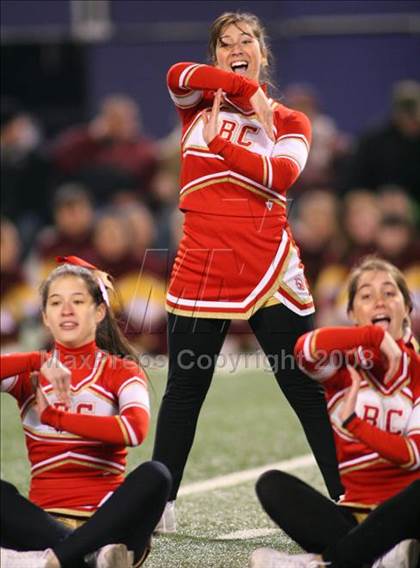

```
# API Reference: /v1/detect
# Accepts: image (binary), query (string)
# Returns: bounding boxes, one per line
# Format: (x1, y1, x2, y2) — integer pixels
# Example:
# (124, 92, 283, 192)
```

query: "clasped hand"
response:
(202, 87, 275, 145)
(340, 331, 402, 423)
(32, 358, 72, 418)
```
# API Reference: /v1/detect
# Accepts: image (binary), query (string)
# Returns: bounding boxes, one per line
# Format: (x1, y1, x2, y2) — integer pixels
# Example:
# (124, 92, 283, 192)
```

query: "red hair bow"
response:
(56, 256, 99, 271)
(56, 256, 115, 302)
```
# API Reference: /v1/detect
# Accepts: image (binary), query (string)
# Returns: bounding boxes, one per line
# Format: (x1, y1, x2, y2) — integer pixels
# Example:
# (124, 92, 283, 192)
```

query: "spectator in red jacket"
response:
(51, 95, 158, 204)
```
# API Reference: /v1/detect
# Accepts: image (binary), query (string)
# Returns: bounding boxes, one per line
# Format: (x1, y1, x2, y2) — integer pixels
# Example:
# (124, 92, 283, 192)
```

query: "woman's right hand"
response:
(380, 331, 402, 383)
(35, 382, 51, 419)
(203, 88, 222, 145)
(250, 87, 275, 142)
(40, 358, 72, 406)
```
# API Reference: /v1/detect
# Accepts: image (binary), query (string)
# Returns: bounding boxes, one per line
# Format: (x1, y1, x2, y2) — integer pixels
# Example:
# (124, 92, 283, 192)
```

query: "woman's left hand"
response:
(379, 331, 402, 384)
(203, 88, 222, 145)
(250, 87, 275, 142)
(340, 365, 362, 423)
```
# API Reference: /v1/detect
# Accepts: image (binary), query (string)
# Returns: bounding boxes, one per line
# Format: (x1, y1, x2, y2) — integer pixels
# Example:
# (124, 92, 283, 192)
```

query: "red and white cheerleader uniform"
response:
(295, 325, 420, 511)
(0, 341, 149, 518)
(166, 62, 314, 319)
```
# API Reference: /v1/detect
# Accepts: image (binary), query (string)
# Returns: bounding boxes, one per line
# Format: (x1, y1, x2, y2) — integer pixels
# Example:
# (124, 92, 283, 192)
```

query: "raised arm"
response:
(294, 325, 386, 381)
(38, 372, 150, 447)
(167, 61, 259, 111)
(1, 352, 71, 405)
(0, 352, 43, 380)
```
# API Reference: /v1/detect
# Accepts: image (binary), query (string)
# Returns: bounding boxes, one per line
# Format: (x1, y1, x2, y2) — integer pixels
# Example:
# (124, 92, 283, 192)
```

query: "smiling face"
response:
(349, 269, 409, 340)
(214, 22, 266, 82)
(43, 275, 105, 348)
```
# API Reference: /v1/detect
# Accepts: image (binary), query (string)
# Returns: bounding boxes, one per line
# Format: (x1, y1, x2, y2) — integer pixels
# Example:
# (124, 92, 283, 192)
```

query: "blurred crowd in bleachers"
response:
(1, 79, 419, 354)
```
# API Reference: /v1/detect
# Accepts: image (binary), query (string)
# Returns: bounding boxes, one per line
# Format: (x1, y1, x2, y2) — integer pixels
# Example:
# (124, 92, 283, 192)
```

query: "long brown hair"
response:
(40, 264, 138, 360)
(346, 257, 413, 328)
(208, 12, 274, 88)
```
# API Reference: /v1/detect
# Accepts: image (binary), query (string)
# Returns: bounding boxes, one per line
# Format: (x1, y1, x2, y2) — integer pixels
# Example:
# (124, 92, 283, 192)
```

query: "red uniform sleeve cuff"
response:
(342, 413, 362, 431)
(208, 135, 229, 155)
(41, 406, 62, 429)
(30, 352, 44, 371)
(240, 78, 259, 98)
(366, 325, 385, 349)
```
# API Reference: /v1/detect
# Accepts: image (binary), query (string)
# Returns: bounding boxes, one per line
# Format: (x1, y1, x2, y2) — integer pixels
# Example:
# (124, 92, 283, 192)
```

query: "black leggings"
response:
(256, 469, 420, 568)
(152, 304, 343, 500)
(1, 461, 171, 568)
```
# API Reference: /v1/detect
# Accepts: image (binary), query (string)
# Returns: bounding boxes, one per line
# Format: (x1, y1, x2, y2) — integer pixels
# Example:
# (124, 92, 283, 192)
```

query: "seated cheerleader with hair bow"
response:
(0, 256, 171, 568)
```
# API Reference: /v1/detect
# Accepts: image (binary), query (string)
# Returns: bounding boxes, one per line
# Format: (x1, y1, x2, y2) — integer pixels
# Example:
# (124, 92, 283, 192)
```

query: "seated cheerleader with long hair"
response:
(1, 256, 171, 568)
(250, 257, 419, 568)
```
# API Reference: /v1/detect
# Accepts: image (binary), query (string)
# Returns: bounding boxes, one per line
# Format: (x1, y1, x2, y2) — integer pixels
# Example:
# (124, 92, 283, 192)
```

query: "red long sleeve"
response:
(167, 62, 259, 101)
(298, 325, 385, 358)
(345, 414, 420, 469)
(208, 135, 299, 195)
(0, 352, 44, 380)
(41, 405, 149, 447)
(205, 100, 311, 195)
(294, 325, 385, 380)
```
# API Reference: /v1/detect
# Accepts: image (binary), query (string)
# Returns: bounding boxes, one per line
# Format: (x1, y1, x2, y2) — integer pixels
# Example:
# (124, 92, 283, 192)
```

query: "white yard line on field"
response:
(217, 528, 279, 540)
(179, 453, 316, 496)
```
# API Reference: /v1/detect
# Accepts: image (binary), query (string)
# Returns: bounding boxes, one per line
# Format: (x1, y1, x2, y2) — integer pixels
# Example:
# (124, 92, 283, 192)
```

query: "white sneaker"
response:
(85, 543, 131, 568)
(372, 539, 420, 568)
(249, 548, 328, 568)
(154, 500, 176, 534)
(0, 547, 54, 568)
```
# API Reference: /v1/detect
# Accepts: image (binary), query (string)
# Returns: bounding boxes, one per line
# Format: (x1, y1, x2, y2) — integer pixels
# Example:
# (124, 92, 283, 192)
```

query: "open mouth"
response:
(60, 322, 78, 330)
(231, 61, 249, 75)
(371, 315, 391, 331)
